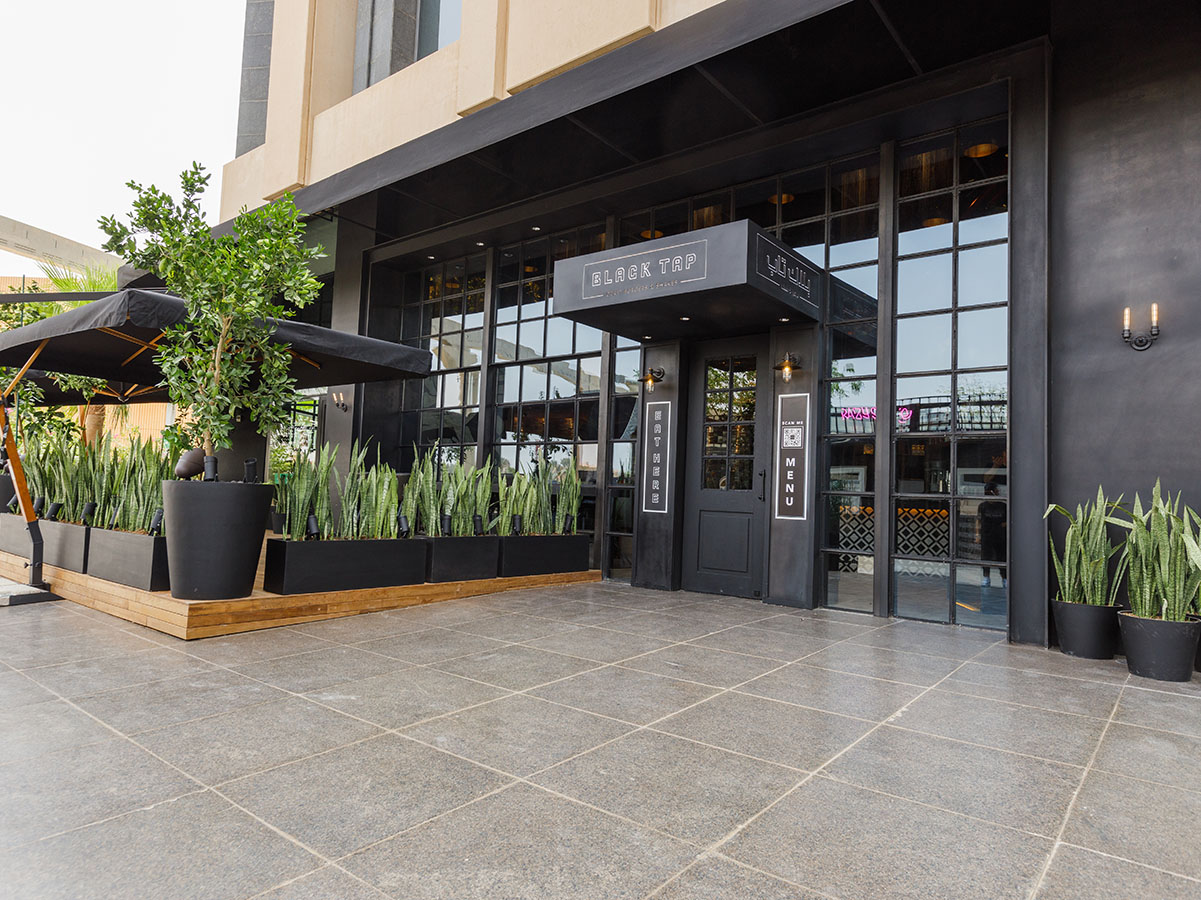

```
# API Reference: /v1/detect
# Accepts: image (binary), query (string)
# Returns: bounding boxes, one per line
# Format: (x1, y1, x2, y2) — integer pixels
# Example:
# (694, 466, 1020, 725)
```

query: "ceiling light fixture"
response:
(679, 316, 691, 322)
(640, 229, 664, 240)
(531, 225, 542, 232)
(964, 142, 999, 159)
(922, 217, 950, 227)
(769, 193, 795, 205)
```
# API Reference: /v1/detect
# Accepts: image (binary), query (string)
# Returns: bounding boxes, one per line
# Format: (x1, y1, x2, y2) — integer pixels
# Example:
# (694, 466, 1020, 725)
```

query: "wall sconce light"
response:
(642, 367, 665, 394)
(332, 391, 349, 411)
(773, 352, 800, 383)
(1122, 304, 1160, 351)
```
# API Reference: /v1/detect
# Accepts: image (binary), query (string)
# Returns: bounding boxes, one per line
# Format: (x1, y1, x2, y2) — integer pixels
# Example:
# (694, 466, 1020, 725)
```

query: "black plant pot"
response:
(426, 535, 500, 583)
(87, 529, 170, 592)
(0, 512, 27, 555)
(39, 520, 90, 573)
(1052, 600, 1120, 660)
(0, 476, 15, 512)
(499, 534, 591, 577)
(263, 537, 429, 595)
(1118, 611, 1201, 682)
(270, 511, 286, 535)
(162, 480, 274, 600)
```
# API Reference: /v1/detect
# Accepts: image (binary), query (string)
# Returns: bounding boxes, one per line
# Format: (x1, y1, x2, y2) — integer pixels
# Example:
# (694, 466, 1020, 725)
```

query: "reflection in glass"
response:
(824, 496, 875, 552)
(958, 244, 1008, 307)
(692, 195, 729, 230)
(655, 203, 688, 237)
(610, 442, 635, 484)
(899, 136, 954, 197)
(958, 307, 1008, 369)
(729, 459, 753, 491)
(464, 292, 485, 329)
(895, 437, 951, 494)
(957, 498, 1007, 562)
(731, 356, 756, 389)
(577, 399, 599, 441)
(829, 266, 878, 323)
(706, 359, 728, 391)
(611, 395, 638, 439)
(576, 324, 603, 353)
(959, 120, 1009, 183)
(956, 438, 1007, 496)
(959, 183, 1008, 244)
(829, 321, 877, 378)
(521, 363, 546, 401)
(954, 565, 1007, 630)
(826, 438, 875, 492)
(735, 180, 779, 228)
(897, 253, 952, 314)
(731, 391, 756, 421)
(493, 323, 517, 363)
(578, 355, 602, 394)
(549, 356, 578, 399)
(705, 425, 728, 453)
(613, 350, 641, 393)
(782, 219, 824, 266)
(705, 393, 730, 422)
(497, 249, 519, 284)
(898, 201, 954, 256)
(831, 155, 880, 210)
(779, 167, 826, 221)
(894, 559, 950, 622)
(731, 424, 754, 455)
(577, 442, 598, 483)
(548, 401, 574, 440)
(620, 212, 652, 246)
(545, 317, 573, 357)
(896, 314, 951, 373)
(826, 553, 874, 612)
(703, 459, 726, 490)
(830, 212, 879, 267)
(609, 489, 634, 533)
(609, 535, 634, 579)
(956, 371, 1007, 431)
(827, 378, 876, 434)
(442, 371, 463, 407)
(496, 365, 519, 404)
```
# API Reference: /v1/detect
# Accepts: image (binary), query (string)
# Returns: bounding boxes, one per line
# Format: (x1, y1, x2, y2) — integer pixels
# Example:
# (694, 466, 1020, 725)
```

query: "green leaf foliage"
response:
(1044, 485, 1127, 606)
(99, 164, 322, 457)
(1112, 481, 1201, 621)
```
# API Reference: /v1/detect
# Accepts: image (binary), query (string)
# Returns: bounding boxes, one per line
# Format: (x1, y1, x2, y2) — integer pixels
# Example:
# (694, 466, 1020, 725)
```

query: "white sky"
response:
(0, 0, 247, 276)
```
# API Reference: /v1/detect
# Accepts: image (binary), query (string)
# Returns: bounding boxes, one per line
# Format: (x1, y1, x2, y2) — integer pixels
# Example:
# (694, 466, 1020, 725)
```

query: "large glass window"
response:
(892, 117, 1009, 629)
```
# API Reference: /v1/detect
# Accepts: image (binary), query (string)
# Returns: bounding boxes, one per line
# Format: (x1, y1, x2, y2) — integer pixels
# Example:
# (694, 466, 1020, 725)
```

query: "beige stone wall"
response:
(220, 0, 729, 220)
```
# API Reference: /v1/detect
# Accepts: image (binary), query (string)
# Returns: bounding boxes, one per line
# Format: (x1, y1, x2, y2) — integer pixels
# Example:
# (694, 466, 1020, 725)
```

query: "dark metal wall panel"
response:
(1047, 1, 1201, 582)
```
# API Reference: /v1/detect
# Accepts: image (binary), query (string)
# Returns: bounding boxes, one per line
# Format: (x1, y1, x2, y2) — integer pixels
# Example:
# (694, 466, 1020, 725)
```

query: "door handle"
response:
(757, 469, 767, 502)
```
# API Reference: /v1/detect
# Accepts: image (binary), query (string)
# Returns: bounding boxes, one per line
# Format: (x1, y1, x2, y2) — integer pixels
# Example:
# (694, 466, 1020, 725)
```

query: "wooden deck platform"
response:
(0, 548, 600, 640)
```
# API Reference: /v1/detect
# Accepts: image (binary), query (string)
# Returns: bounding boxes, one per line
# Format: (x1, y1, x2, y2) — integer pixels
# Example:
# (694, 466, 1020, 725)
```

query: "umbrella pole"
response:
(1, 341, 55, 600)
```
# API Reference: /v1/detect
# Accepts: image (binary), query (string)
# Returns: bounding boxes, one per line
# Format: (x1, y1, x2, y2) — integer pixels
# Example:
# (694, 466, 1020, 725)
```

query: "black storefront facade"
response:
(246, 0, 1201, 647)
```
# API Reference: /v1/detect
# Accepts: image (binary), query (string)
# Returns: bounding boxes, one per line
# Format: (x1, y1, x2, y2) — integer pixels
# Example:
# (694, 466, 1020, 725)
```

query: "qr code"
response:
(782, 426, 805, 448)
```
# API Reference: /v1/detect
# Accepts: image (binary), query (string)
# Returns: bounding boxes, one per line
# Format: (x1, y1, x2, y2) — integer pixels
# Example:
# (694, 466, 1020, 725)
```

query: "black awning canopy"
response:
(551, 220, 822, 341)
(0, 289, 431, 403)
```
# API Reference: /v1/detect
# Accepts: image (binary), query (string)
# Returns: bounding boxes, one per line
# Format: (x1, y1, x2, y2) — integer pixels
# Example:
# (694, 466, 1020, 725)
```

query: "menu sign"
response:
(775, 393, 809, 520)
(641, 401, 671, 514)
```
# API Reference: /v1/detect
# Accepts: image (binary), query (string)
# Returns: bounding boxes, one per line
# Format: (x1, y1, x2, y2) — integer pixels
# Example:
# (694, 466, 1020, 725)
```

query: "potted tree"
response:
(100, 165, 321, 600)
(1045, 486, 1127, 659)
(263, 442, 428, 594)
(1114, 482, 1201, 681)
(498, 455, 591, 577)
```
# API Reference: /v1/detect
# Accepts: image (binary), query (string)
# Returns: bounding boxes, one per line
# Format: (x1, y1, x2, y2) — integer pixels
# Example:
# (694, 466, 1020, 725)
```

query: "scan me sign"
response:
(775, 393, 809, 520)
(642, 401, 671, 514)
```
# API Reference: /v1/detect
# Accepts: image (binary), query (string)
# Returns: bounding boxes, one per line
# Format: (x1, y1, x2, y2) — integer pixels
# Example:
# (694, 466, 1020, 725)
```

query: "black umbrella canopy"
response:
(0, 289, 431, 403)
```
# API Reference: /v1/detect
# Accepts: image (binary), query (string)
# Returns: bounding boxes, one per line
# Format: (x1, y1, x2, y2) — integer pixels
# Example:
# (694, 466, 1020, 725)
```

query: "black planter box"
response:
(39, 520, 90, 573)
(263, 536, 429, 595)
(426, 535, 500, 583)
(87, 529, 170, 592)
(499, 534, 591, 577)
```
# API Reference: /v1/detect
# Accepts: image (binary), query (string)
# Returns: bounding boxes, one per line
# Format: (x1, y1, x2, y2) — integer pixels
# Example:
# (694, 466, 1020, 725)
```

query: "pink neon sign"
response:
(840, 406, 913, 422)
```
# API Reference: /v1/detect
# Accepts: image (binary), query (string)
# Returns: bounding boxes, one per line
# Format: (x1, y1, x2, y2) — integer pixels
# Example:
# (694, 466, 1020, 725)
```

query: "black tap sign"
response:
(775, 393, 809, 520)
(642, 400, 671, 514)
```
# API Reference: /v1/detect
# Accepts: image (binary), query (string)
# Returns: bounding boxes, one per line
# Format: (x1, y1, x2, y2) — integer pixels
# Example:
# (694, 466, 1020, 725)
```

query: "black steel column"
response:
(873, 141, 897, 619)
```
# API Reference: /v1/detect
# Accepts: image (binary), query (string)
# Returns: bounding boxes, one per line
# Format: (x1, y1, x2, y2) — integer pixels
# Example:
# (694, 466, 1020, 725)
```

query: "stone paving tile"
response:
(1113, 685, 1201, 738)
(533, 729, 800, 844)
(1034, 844, 1201, 899)
(825, 724, 1082, 836)
(1092, 721, 1201, 790)
(618, 642, 783, 688)
(745, 613, 881, 640)
(432, 644, 598, 691)
(178, 629, 334, 666)
(0, 601, 78, 628)
(0, 698, 115, 765)
(387, 600, 508, 628)
(654, 856, 830, 900)
(970, 643, 1129, 684)
(893, 688, 1108, 765)
(402, 693, 632, 776)
(1125, 671, 1201, 698)
(846, 620, 1002, 658)
(740, 663, 925, 721)
(1063, 770, 1201, 879)
(0, 625, 161, 669)
(689, 624, 834, 661)
(941, 661, 1123, 718)
(597, 610, 732, 642)
(0, 669, 58, 709)
(222, 734, 512, 857)
(72, 669, 287, 735)
(292, 611, 432, 643)
(529, 666, 720, 725)
(518, 598, 635, 625)
(136, 696, 382, 785)
(800, 642, 966, 686)
(304, 666, 509, 729)
(343, 783, 697, 900)
(354, 627, 511, 664)
(725, 776, 1051, 900)
(442, 612, 579, 642)
(1, 790, 318, 900)
(258, 866, 392, 899)
(0, 737, 197, 849)
(655, 690, 872, 770)
(657, 600, 786, 626)
(231, 645, 409, 693)
(23, 647, 219, 698)
(519, 624, 672, 662)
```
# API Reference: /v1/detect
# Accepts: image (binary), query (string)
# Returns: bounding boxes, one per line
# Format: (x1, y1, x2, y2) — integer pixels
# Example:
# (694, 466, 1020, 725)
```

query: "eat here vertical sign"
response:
(642, 400, 671, 514)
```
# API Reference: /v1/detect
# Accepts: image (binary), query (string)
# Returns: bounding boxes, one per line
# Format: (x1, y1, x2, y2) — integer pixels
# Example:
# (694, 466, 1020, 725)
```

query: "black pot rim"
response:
(1118, 610, 1201, 623)
(1053, 599, 1117, 608)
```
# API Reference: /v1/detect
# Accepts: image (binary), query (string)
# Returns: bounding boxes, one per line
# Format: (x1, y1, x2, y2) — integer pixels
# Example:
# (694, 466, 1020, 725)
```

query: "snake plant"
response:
(1114, 481, 1201, 621)
(1044, 485, 1127, 606)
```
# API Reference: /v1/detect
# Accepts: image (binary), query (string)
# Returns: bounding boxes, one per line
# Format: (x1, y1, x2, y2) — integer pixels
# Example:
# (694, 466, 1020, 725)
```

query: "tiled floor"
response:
(2, 585, 1201, 899)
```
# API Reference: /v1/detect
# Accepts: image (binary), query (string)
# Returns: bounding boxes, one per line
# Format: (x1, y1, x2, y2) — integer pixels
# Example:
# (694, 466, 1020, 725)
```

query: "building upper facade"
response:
(221, 0, 726, 222)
